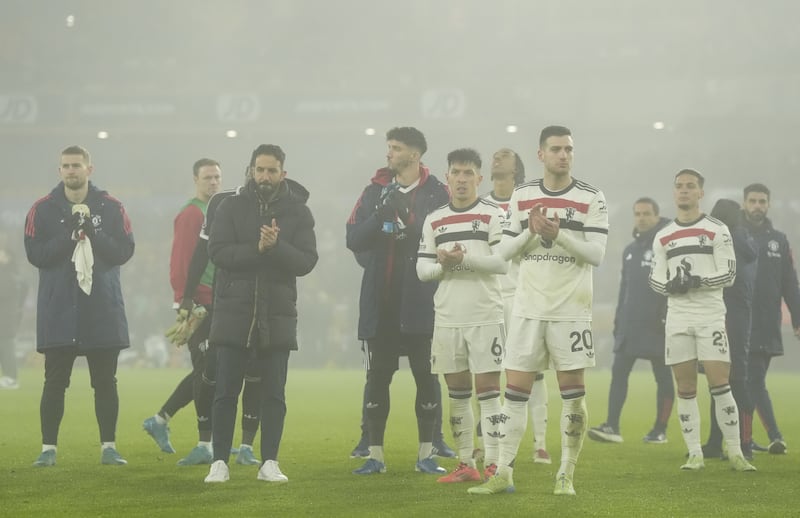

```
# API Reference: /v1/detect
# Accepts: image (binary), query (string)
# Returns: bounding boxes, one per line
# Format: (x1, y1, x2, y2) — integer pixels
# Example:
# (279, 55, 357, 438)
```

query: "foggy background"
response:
(2, 1, 799, 370)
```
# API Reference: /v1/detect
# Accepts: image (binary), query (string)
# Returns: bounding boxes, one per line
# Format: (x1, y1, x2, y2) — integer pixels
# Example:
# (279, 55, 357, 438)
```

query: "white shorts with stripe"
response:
(665, 319, 729, 365)
(431, 323, 505, 375)
(503, 316, 596, 372)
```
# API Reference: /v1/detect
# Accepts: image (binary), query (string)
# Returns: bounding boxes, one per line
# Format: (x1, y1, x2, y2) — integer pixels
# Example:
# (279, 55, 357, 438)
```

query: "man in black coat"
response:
(24, 145, 134, 467)
(588, 197, 674, 444)
(701, 199, 759, 459)
(346, 127, 450, 475)
(742, 183, 800, 455)
(203, 144, 318, 483)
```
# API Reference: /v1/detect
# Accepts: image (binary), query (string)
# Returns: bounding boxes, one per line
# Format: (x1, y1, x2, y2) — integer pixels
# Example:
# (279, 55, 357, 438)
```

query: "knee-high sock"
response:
(711, 384, 744, 457)
(497, 386, 530, 475)
(448, 390, 474, 466)
(477, 388, 502, 467)
(529, 374, 548, 451)
(677, 392, 701, 457)
(559, 386, 587, 478)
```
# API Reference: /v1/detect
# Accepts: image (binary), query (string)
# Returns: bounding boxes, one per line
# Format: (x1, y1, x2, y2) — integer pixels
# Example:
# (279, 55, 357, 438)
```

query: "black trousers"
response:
(606, 351, 674, 432)
(160, 316, 261, 439)
(41, 347, 120, 444)
(212, 345, 289, 463)
(364, 334, 437, 447)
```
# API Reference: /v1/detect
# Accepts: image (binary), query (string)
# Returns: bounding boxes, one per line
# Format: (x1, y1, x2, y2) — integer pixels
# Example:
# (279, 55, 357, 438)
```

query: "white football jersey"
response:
(418, 199, 506, 327)
(504, 178, 609, 321)
(650, 214, 735, 324)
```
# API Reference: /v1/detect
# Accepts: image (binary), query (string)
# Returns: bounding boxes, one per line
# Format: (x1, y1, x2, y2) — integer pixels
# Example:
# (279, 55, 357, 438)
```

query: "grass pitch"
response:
(1, 367, 798, 517)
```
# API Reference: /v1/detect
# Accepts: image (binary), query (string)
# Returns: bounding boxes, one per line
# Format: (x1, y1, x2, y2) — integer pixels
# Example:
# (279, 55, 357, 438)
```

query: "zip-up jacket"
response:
(613, 217, 669, 359)
(24, 181, 134, 352)
(207, 178, 317, 350)
(346, 166, 449, 340)
(744, 217, 800, 356)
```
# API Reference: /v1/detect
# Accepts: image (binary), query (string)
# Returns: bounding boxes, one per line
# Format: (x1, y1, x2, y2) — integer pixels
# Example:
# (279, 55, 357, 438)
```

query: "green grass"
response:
(1, 367, 799, 517)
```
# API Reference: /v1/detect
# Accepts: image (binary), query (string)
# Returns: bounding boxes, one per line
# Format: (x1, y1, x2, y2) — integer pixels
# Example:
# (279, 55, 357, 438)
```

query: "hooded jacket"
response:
(208, 178, 317, 350)
(24, 182, 134, 352)
(744, 216, 800, 356)
(346, 166, 449, 340)
(613, 217, 670, 359)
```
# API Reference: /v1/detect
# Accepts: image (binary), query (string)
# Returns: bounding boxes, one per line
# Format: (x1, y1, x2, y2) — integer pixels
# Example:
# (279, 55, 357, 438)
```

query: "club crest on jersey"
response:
(698, 234, 708, 247)
(471, 219, 481, 233)
(641, 249, 654, 268)
(767, 239, 781, 258)
(564, 207, 576, 222)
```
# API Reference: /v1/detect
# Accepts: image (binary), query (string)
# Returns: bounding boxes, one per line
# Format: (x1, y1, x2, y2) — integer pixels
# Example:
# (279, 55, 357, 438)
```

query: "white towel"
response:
(72, 235, 94, 295)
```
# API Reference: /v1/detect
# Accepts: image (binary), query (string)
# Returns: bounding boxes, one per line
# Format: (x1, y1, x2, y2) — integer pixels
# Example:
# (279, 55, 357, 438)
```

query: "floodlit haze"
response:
(2, 1, 799, 368)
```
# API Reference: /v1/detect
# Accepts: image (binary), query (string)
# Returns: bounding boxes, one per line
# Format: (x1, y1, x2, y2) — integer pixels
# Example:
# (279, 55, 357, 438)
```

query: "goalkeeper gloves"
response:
(164, 304, 208, 347)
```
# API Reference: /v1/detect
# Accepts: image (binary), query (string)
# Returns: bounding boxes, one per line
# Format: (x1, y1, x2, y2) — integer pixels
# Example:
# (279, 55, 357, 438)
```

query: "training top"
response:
(417, 198, 507, 327)
(500, 178, 608, 321)
(649, 214, 736, 325)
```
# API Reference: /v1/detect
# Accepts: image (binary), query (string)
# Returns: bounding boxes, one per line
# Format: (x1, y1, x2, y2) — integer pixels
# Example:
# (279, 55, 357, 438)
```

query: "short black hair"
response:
(744, 183, 770, 200)
(193, 158, 220, 177)
(710, 198, 742, 228)
(386, 127, 427, 155)
(447, 148, 482, 169)
(249, 144, 286, 168)
(674, 168, 705, 188)
(539, 125, 572, 148)
(634, 197, 660, 216)
(61, 145, 91, 162)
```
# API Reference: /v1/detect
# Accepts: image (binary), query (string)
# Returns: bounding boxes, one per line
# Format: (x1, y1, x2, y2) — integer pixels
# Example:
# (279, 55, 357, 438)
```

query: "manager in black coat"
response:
(203, 144, 317, 484)
(589, 197, 674, 444)
(742, 183, 800, 454)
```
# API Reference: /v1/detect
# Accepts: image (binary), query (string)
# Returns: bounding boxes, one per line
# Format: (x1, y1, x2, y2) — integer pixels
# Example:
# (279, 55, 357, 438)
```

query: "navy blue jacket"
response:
(346, 166, 449, 340)
(744, 217, 800, 356)
(613, 218, 669, 359)
(208, 178, 317, 350)
(723, 224, 758, 353)
(24, 182, 134, 353)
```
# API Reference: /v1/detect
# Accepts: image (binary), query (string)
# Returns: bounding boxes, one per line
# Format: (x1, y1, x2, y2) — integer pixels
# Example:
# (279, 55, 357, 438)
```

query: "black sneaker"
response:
(349, 438, 369, 459)
(588, 423, 623, 443)
(432, 438, 456, 458)
(642, 430, 668, 444)
(768, 439, 787, 454)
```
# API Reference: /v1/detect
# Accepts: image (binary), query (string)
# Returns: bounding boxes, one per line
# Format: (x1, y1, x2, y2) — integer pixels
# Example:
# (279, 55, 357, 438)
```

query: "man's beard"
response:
(256, 182, 275, 196)
(746, 210, 766, 223)
(64, 177, 87, 190)
(389, 158, 411, 174)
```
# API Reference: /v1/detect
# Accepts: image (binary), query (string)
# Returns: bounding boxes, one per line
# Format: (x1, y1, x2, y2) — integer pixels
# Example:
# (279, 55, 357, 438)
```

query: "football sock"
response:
(711, 384, 744, 457)
(447, 389, 474, 462)
(42, 445, 56, 453)
(530, 374, 549, 451)
(369, 445, 384, 463)
(677, 392, 702, 456)
(101, 442, 116, 452)
(418, 442, 433, 461)
(497, 385, 530, 469)
(477, 388, 502, 466)
(155, 413, 169, 424)
(198, 441, 212, 452)
(559, 386, 587, 478)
